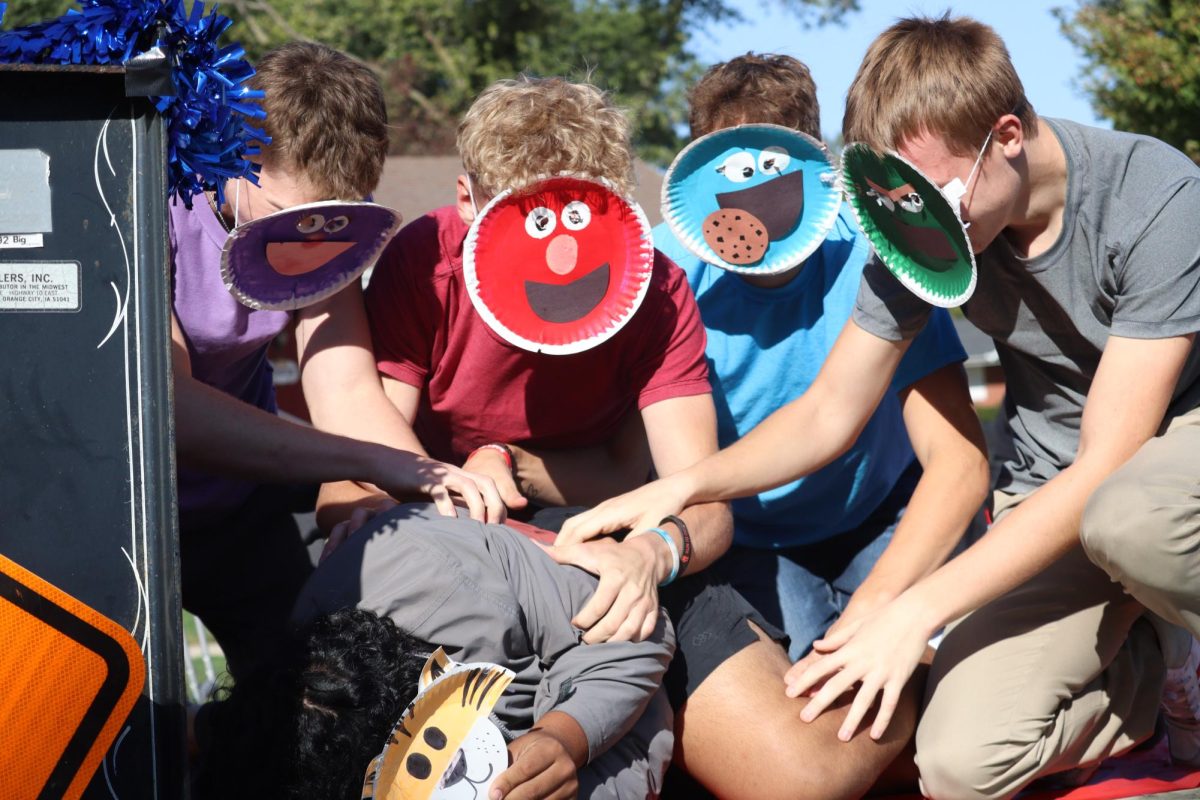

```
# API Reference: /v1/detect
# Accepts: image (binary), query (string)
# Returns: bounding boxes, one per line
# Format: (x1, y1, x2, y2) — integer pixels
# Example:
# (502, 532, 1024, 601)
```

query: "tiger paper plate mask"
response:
(221, 201, 402, 310)
(362, 648, 515, 800)
(661, 124, 841, 275)
(462, 175, 654, 354)
(841, 144, 977, 307)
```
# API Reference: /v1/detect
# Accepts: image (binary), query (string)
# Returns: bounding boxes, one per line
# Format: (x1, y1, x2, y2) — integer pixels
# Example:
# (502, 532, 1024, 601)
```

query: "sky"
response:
(690, 0, 1109, 143)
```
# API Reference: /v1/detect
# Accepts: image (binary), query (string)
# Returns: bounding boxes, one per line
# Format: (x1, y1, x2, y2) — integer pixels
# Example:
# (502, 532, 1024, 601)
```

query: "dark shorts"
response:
(525, 506, 787, 711)
(658, 572, 786, 710)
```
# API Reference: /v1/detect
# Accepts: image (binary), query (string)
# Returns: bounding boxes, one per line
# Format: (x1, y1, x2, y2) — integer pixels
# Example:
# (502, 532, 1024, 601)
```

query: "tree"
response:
(4, 0, 858, 161)
(1056, 0, 1200, 162)
(0, 1, 74, 28)
(221, 0, 856, 162)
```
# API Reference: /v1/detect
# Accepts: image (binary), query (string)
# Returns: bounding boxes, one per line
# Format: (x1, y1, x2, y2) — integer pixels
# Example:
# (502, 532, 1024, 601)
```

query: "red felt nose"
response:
(545, 234, 578, 275)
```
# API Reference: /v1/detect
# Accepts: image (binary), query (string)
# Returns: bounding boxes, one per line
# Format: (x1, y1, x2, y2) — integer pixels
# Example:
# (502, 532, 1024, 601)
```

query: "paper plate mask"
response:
(661, 124, 841, 275)
(221, 201, 403, 310)
(362, 648, 515, 800)
(842, 144, 977, 307)
(463, 175, 654, 355)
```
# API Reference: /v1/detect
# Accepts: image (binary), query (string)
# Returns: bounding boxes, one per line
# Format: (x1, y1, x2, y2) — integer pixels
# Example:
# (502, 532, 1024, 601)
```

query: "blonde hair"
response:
(251, 42, 389, 200)
(843, 14, 1037, 155)
(689, 53, 821, 139)
(456, 76, 636, 198)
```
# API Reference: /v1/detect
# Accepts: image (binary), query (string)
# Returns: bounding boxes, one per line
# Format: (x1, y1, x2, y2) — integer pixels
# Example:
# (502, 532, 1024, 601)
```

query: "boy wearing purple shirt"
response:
(171, 42, 504, 679)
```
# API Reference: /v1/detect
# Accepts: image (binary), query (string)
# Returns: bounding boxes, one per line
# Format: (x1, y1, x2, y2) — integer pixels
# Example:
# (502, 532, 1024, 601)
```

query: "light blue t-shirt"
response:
(655, 206, 966, 548)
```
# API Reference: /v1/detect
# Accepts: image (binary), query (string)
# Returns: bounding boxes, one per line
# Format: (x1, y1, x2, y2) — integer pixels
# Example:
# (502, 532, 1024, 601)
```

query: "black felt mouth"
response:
(716, 169, 806, 240)
(524, 262, 610, 323)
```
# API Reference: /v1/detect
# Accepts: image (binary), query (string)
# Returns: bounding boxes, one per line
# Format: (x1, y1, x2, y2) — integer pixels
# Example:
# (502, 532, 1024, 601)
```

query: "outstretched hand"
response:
(557, 475, 691, 547)
(784, 593, 932, 742)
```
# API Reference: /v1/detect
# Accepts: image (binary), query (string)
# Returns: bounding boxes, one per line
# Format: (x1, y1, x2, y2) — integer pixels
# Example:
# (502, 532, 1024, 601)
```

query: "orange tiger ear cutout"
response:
(0, 554, 145, 800)
(363, 648, 515, 800)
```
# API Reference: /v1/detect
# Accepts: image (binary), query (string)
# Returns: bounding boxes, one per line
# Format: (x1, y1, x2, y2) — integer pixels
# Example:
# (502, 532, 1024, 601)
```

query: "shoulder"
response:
(371, 206, 464, 292)
(1052, 117, 1200, 203)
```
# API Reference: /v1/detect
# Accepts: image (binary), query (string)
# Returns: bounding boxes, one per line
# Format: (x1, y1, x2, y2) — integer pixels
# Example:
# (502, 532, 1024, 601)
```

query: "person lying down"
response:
(192, 503, 674, 800)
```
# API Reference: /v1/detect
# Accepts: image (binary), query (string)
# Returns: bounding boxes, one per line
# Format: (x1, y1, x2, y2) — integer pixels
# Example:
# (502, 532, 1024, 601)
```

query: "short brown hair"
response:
(251, 42, 389, 199)
(456, 76, 635, 198)
(843, 15, 1037, 155)
(688, 53, 821, 139)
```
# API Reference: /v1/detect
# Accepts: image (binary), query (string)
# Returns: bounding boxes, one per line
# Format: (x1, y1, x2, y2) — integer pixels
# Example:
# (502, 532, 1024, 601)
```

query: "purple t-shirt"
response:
(170, 200, 291, 521)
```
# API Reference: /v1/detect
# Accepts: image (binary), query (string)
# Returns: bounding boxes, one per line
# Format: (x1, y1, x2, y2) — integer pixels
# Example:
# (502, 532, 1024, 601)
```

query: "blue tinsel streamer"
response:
(0, 0, 267, 206)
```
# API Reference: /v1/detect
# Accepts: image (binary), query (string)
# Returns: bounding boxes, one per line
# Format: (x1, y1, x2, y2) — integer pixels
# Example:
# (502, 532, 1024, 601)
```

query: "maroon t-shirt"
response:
(364, 206, 711, 464)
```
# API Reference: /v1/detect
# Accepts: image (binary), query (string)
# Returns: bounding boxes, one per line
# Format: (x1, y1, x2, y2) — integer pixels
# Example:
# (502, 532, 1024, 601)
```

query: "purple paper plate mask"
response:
(221, 201, 403, 310)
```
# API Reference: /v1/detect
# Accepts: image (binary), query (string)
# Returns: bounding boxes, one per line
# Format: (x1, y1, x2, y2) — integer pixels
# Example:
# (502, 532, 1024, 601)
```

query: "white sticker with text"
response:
(0, 262, 81, 312)
(0, 233, 44, 249)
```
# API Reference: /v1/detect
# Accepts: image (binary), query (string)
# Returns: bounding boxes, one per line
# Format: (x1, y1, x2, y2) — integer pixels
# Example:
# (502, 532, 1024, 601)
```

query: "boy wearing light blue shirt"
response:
(660, 54, 986, 659)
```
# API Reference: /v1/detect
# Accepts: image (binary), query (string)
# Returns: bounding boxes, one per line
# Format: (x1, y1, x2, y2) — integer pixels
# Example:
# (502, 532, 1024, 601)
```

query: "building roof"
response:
(372, 155, 665, 227)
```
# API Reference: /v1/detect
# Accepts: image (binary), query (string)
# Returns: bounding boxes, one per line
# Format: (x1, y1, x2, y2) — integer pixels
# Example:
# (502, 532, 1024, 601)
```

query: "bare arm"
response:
(834, 361, 990, 625)
(316, 376, 432, 530)
(463, 409, 652, 509)
(559, 321, 909, 541)
(295, 282, 428, 454)
(171, 313, 468, 497)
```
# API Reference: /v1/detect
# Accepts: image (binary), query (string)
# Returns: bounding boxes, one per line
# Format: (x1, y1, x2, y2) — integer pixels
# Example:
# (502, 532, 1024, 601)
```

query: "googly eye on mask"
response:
(661, 124, 841, 275)
(842, 143, 978, 308)
(221, 200, 403, 310)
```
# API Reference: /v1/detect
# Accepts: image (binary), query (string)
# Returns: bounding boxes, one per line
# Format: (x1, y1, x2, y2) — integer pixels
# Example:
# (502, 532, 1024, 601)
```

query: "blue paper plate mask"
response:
(221, 201, 403, 311)
(662, 124, 841, 275)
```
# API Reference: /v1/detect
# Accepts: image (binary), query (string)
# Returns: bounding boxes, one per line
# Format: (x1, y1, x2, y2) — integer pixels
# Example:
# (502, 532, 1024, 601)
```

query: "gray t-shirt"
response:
(853, 118, 1200, 493)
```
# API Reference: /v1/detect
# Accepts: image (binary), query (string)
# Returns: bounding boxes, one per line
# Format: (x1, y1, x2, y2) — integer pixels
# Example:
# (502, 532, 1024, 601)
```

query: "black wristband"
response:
(660, 515, 692, 577)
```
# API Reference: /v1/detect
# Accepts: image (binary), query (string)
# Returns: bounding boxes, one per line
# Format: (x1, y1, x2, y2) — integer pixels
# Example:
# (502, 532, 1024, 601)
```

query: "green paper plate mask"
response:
(842, 143, 977, 307)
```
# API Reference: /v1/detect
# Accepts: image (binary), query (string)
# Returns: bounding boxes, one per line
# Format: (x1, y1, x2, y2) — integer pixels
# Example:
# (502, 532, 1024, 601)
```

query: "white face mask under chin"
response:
(941, 129, 994, 228)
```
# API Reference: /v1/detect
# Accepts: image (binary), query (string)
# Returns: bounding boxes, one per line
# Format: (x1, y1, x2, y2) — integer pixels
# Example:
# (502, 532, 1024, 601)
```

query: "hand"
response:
(557, 474, 692, 547)
(320, 497, 396, 564)
(463, 447, 528, 512)
(373, 449, 506, 524)
(784, 592, 933, 742)
(489, 730, 578, 800)
(544, 536, 665, 644)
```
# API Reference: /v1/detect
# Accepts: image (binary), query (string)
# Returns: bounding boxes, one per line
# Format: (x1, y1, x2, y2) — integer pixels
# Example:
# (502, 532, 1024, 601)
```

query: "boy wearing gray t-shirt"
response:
(561, 14, 1200, 799)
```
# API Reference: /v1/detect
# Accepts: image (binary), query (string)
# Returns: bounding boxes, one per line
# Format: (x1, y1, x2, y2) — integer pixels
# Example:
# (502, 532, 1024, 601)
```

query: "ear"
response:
(456, 174, 476, 225)
(995, 113, 1024, 160)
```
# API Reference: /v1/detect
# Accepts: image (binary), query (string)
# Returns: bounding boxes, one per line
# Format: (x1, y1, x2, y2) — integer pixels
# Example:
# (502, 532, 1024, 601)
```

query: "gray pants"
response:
(915, 407, 1200, 800)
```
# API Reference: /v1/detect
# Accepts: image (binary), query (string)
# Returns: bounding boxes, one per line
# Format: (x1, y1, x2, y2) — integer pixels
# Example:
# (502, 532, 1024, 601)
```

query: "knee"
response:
(1081, 470, 1188, 590)
(916, 727, 1027, 800)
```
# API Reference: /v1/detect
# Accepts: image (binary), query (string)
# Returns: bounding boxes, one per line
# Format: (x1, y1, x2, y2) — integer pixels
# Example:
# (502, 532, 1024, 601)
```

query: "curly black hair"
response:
(194, 608, 431, 800)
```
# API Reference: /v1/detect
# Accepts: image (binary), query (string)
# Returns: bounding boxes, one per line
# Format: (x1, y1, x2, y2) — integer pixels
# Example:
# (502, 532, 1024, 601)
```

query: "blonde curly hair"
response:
(457, 76, 636, 198)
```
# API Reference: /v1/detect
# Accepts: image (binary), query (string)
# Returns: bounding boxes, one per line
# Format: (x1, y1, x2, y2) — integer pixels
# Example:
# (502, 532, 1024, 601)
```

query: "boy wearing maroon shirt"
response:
(323, 76, 919, 798)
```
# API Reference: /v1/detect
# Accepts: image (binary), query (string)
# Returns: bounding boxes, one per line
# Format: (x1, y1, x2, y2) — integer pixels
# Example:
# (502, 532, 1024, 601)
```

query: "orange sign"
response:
(0, 554, 145, 800)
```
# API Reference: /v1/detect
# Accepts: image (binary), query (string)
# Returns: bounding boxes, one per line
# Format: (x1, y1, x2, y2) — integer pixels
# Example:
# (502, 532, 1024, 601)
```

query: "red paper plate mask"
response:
(463, 176, 654, 354)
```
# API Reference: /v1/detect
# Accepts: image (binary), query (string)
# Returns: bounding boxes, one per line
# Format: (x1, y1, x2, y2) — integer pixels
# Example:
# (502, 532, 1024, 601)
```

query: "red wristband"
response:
(469, 443, 515, 475)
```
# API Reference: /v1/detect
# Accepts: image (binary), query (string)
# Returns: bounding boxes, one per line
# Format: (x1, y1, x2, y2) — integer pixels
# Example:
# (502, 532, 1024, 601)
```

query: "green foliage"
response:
(1056, 0, 1200, 162)
(220, 0, 855, 162)
(4, 0, 857, 161)
(0, 0, 75, 28)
